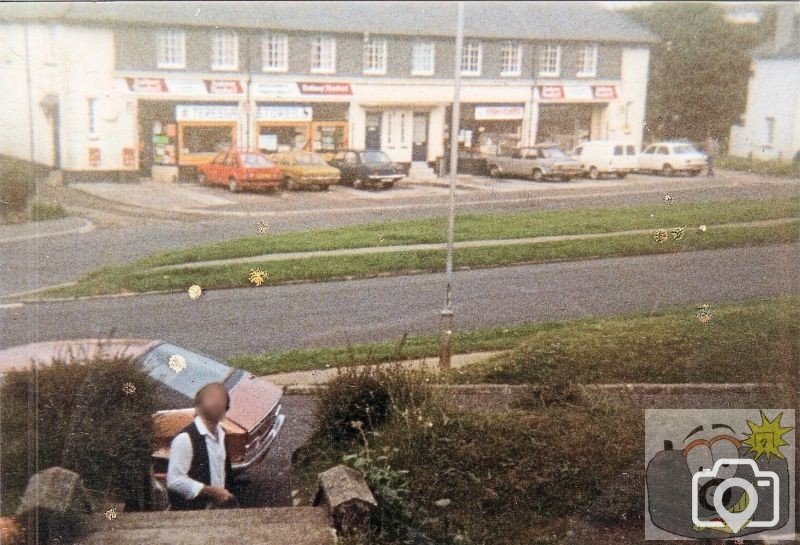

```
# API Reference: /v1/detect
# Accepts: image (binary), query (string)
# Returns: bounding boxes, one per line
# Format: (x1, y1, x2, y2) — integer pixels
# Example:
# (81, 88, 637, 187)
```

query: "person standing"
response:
(705, 136, 719, 177)
(166, 382, 236, 510)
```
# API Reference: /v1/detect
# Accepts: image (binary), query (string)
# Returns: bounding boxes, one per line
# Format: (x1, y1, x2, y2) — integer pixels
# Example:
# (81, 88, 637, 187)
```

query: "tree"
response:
(625, 3, 776, 147)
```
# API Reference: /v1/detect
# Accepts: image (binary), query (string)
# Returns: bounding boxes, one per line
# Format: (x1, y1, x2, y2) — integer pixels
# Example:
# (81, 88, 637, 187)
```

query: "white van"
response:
(570, 141, 640, 179)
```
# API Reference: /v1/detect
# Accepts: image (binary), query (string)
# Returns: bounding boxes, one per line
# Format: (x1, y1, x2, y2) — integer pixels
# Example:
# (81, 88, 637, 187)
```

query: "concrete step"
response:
(75, 506, 335, 545)
(407, 162, 438, 180)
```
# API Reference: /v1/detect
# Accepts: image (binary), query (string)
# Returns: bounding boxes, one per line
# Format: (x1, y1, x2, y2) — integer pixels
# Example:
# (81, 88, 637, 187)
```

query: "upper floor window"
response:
(411, 41, 435, 76)
(262, 33, 288, 72)
(363, 37, 387, 75)
(577, 44, 598, 77)
(538, 44, 560, 77)
(157, 29, 186, 69)
(87, 98, 98, 137)
(311, 36, 336, 73)
(765, 117, 775, 145)
(460, 41, 482, 76)
(500, 43, 522, 77)
(211, 30, 239, 71)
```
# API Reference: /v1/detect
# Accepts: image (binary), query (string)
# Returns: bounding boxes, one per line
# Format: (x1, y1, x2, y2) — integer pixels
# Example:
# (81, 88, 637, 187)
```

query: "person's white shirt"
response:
(166, 415, 227, 500)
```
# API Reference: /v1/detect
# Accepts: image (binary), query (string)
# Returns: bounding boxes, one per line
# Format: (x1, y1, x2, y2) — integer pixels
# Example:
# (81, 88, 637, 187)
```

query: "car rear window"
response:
(241, 154, 273, 167)
(626, 145, 636, 155)
(139, 343, 233, 399)
(614, 145, 624, 156)
(361, 151, 391, 163)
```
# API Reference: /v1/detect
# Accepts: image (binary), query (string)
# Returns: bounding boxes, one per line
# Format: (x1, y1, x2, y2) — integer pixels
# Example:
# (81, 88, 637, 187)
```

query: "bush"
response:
(0, 352, 157, 516)
(0, 160, 34, 216)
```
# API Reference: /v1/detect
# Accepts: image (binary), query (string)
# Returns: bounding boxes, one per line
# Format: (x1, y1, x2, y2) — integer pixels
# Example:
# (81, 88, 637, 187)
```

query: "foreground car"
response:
(329, 150, 406, 189)
(268, 151, 340, 190)
(639, 142, 708, 176)
(0, 339, 285, 474)
(197, 150, 283, 192)
(486, 145, 583, 181)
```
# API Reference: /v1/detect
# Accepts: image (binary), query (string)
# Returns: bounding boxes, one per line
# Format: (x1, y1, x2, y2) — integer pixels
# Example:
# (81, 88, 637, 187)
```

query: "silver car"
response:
(486, 145, 583, 181)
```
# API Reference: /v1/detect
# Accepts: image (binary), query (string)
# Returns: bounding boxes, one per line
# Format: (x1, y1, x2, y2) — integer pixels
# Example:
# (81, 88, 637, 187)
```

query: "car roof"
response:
(0, 338, 162, 374)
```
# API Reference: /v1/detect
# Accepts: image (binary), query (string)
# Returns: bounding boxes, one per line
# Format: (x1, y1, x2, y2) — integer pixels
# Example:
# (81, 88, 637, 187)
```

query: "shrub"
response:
(30, 200, 67, 222)
(0, 352, 157, 516)
(0, 160, 34, 215)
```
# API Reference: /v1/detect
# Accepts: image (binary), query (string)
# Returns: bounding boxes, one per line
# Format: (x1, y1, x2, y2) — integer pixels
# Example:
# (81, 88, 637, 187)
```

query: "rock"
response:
(313, 465, 377, 534)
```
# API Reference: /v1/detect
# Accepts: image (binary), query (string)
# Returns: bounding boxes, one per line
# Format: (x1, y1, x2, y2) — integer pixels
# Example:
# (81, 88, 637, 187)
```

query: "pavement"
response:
(0, 216, 94, 243)
(2, 243, 797, 357)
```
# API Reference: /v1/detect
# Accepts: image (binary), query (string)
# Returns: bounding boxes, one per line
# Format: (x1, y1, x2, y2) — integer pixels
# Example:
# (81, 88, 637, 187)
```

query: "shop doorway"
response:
(365, 112, 382, 150)
(412, 112, 428, 162)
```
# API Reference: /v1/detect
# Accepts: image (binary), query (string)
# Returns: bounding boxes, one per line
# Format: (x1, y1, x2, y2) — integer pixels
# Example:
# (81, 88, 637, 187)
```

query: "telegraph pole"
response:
(439, 1, 464, 368)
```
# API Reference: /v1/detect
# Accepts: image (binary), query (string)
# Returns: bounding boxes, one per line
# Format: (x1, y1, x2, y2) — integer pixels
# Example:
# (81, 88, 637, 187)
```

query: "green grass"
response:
(30, 200, 68, 222)
(39, 217, 799, 299)
(134, 197, 800, 268)
(448, 296, 798, 386)
(229, 297, 800, 387)
(718, 155, 800, 178)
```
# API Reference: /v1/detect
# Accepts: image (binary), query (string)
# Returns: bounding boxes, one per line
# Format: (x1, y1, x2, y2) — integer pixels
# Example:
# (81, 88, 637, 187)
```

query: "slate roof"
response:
(0, 1, 658, 44)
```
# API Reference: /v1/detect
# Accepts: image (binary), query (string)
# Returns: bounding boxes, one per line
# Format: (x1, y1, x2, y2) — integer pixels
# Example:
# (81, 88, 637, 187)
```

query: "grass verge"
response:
(39, 217, 799, 298)
(225, 297, 799, 386)
(718, 155, 800, 178)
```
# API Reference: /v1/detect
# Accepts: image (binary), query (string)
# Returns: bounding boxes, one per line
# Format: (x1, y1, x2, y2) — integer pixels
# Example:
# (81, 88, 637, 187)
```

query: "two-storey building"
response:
(0, 1, 656, 183)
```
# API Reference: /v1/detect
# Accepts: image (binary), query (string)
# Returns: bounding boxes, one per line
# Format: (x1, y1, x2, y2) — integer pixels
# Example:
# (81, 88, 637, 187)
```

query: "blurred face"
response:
(196, 384, 228, 422)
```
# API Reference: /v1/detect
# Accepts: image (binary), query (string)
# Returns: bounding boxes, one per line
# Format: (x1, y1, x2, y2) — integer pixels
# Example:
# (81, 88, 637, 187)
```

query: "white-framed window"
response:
(460, 41, 482, 76)
(765, 117, 775, 145)
(262, 33, 288, 72)
(156, 28, 186, 69)
(577, 44, 598, 77)
(411, 41, 435, 76)
(311, 36, 336, 73)
(87, 98, 98, 137)
(538, 43, 561, 77)
(211, 30, 239, 71)
(500, 42, 522, 77)
(363, 37, 387, 75)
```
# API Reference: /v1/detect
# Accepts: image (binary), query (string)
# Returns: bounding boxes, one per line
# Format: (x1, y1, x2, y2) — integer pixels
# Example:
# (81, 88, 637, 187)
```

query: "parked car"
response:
(486, 145, 583, 181)
(268, 151, 340, 190)
(639, 142, 708, 176)
(570, 140, 639, 179)
(329, 149, 406, 189)
(197, 150, 283, 192)
(0, 339, 285, 475)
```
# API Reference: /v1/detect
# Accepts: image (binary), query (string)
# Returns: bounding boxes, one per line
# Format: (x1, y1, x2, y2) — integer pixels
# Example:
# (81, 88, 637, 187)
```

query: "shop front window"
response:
(259, 125, 308, 153)
(312, 124, 346, 153)
(182, 126, 233, 155)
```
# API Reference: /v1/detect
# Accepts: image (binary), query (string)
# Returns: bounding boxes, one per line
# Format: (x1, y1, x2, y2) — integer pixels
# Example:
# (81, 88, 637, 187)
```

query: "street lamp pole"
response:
(439, 1, 464, 369)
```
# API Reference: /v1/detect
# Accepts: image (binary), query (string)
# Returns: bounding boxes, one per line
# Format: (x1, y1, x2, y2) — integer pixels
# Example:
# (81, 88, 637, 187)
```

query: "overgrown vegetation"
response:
(29, 200, 68, 222)
(0, 159, 34, 223)
(0, 352, 157, 516)
(294, 364, 645, 545)
(717, 155, 800, 179)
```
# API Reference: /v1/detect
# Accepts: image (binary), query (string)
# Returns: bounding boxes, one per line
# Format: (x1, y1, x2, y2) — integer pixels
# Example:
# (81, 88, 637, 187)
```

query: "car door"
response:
(640, 145, 657, 170)
(656, 146, 670, 169)
(209, 152, 229, 184)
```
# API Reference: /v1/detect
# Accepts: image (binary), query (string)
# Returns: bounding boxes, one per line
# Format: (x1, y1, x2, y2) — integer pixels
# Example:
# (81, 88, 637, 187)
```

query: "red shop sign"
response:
(537, 85, 564, 100)
(592, 85, 617, 100)
(297, 82, 352, 95)
(125, 77, 168, 93)
(204, 79, 244, 94)
(89, 148, 101, 167)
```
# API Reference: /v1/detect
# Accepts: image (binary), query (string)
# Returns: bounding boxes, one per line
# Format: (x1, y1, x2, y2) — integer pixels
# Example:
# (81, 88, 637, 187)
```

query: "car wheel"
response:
(197, 173, 208, 186)
(283, 178, 298, 191)
(228, 178, 239, 192)
(353, 178, 365, 190)
(662, 164, 674, 177)
(382, 182, 394, 189)
(689, 170, 701, 177)
(531, 169, 544, 182)
(616, 172, 628, 179)
(488, 164, 501, 178)
(588, 166, 600, 180)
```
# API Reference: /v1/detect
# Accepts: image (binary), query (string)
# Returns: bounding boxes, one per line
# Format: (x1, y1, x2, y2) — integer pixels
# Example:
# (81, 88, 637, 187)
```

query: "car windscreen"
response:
(361, 151, 392, 164)
(673, 145, 699, 154)
(241, 154, 273, 167)
(139, 343, 233, 400)
(294, 153, 326, 165)
(539, 147, 569, 159)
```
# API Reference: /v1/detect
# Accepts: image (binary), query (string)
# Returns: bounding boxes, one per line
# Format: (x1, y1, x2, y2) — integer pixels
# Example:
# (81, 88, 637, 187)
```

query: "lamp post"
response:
(439, 1, 464, 369)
